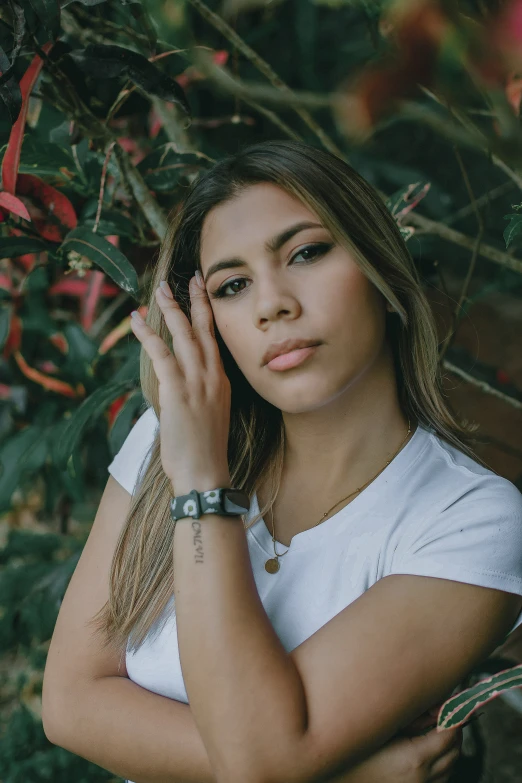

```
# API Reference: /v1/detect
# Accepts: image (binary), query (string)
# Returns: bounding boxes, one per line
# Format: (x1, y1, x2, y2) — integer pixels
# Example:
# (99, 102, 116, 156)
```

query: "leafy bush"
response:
(1, 1, 522, 780)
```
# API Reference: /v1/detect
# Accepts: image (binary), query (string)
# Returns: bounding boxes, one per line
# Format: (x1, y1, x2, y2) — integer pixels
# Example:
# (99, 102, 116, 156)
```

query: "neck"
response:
(278, 352, 412, 499)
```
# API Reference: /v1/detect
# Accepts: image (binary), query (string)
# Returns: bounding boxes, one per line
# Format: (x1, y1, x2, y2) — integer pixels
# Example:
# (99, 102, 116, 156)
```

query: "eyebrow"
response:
(202, 220, 324, 285)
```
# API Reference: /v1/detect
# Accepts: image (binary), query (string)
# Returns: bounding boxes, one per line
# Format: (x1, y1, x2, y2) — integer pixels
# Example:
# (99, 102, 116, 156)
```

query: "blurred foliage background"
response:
(1, 0, 522, 780)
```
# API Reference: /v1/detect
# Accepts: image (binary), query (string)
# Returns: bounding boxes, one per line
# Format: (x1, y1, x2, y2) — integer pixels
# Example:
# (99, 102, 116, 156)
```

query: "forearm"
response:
(47, 674, 405, 783)
(173, 508, 308, 783)
(46, 675, 217, 783)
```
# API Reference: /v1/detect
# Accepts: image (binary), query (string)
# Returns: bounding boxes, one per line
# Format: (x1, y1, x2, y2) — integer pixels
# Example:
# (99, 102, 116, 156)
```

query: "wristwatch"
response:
(170, 487, 251, 522)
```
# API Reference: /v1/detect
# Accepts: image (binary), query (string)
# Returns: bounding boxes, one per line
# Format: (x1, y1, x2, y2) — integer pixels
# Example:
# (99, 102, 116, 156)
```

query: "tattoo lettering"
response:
(191, 519, 204, 563)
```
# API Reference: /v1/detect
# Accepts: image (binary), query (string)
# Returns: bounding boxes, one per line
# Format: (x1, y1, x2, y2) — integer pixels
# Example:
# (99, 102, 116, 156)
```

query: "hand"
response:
(130, 276, 232, 493)
(327, 722, 463, 783)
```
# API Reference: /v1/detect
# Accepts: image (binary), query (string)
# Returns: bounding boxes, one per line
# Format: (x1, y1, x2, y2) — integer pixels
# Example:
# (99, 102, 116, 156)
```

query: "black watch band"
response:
(170, 487, 250, 521)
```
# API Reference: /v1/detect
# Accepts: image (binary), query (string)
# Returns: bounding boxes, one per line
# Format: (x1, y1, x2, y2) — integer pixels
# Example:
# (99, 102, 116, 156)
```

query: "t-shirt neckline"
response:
(246, 422, 432, 554)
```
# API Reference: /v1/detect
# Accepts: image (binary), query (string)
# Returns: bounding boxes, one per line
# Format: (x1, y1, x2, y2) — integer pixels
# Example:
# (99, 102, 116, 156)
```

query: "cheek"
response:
(318, 264, 373, 324)
(212, 314, 244, 362)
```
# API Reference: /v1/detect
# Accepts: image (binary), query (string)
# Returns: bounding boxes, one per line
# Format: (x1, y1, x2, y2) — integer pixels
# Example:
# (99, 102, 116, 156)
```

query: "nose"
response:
(253, 274, 302, 327)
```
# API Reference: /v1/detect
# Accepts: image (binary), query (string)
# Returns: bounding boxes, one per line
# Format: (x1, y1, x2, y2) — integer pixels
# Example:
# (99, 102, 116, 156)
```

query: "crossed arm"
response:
(44, 674, 216, 783)
(42, 477, 521, 783)
(44, 673, 395, 783)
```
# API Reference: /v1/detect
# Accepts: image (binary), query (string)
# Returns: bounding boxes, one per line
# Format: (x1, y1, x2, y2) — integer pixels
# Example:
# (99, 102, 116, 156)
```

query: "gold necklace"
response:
(264, 418, 413, 574)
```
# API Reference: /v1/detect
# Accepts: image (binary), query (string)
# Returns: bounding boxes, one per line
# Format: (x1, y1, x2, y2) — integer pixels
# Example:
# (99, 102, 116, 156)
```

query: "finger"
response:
(428, 743, 461, 780)
(188, 274, 222, 374)
(413, 725, 461, 767)
(130, 310, 183, 391)
(156, 281, 203, 380)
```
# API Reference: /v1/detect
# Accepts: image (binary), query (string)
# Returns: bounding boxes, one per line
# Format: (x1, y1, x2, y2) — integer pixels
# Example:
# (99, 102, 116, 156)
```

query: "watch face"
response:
(223, 489, 250, 515)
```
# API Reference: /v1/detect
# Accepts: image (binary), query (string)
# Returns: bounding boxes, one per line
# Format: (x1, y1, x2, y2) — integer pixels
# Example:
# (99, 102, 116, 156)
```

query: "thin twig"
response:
(439, 145, 485, 362)
(186, 0, 346, 159)
(419, 86, 522, 191)
(111, 143, 169, 240)
(405, 210, 522, 275)
(442, 360, 522, 411)
(443, 180, 516, 226)
(93, 141, 116, 234)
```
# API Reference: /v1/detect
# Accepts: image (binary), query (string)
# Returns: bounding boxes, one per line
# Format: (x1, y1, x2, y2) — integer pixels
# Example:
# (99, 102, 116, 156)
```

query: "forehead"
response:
(199, 183, 321, 268)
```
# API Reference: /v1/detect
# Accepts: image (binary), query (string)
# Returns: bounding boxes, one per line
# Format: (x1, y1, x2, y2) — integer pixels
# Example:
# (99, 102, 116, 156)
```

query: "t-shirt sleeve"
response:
(391, 479, 522, 637)
(108, 405, 159, 496)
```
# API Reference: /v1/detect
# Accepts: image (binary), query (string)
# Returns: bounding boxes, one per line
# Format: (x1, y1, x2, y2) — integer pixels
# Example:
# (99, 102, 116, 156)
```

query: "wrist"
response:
(170, 473, 232, 498)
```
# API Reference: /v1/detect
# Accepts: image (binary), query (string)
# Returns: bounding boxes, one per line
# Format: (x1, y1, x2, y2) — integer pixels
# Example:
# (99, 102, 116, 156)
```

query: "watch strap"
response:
(170, 487, 250, 521)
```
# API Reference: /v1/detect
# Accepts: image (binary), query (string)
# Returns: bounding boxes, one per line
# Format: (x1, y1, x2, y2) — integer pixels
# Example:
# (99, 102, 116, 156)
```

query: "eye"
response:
(209, 242, 333, 300)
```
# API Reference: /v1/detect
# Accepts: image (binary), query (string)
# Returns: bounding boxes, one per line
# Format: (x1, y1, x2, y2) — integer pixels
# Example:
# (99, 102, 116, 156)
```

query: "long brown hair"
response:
(91, 139, 489, 664)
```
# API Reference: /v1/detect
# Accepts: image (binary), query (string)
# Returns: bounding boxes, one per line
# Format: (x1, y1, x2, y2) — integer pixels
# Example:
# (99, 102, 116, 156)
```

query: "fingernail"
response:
(195, 269, 205, 289)
(159, 280, 174, 299)
(131, 310, 144, 322)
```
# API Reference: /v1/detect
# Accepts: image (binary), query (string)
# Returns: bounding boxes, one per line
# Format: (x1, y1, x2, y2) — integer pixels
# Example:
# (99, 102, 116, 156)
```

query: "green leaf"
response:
(18, 137, 77, 179)
(108, 390, 145, 457)
(26, 0, 61, 40)
(386, 181, 431, 224)
(59, 226, 140, 297)
(60, 322, 99, 383)
(0, 303, 13, 349)
(51, 379, 137, 470)
(68, 44, 191, 116)
(503, 213, 522, 248)
(0, 236, 50, 257)
(110, 341, 141, 382)
(137, 145, 204, 193)
(80, 203, 136, 238)
(438, 663, 522, 730)
(61, 0, 107, 5)
(0, 45, 22, 126)
(0, 427, 49, 515)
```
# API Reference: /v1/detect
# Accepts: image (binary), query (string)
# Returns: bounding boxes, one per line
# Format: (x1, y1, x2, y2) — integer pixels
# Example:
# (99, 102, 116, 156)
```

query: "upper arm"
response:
(283, 574, 522, 783)
(42, 474, 132, 735)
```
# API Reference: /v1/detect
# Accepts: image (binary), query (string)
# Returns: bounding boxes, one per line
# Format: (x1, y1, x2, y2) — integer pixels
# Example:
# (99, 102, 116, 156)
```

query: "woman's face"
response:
(199, 182, 391, 414)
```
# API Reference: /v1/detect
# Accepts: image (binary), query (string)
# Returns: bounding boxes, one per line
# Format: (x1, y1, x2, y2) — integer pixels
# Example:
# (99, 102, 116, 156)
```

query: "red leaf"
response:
(15, 173, 77, 242)
(107, 393, 131, 428)
(2, 313, 22, 360)
(1, 43, 54, 195)
(49, 273, 120, 298)
(48, 332, 69, 354)
(176, 49, 230, 89)
(38, 360, 60, 373)
(81, 269, 105, 332)
(0, 272, 12, 291)
(506, 71, 522, 116)
(336, 0, 450, 137)
(98, 306, 148, 355)
(493, 0, 522, 50)
(148, 106, 163, 138)
(213, 50, 229, 67)
(14, 350, 82, 397)
(0, 191, 32, 221)
(0, 383, 13, 400)
(15, 253, 38, 274)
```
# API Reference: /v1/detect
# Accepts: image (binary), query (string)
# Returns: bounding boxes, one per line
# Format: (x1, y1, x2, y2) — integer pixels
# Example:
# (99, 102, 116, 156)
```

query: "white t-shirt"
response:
(108, 406, 522, 783)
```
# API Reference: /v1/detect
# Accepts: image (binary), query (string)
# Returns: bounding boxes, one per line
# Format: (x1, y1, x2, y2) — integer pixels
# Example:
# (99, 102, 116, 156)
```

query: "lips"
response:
(262, 338, 321, 366)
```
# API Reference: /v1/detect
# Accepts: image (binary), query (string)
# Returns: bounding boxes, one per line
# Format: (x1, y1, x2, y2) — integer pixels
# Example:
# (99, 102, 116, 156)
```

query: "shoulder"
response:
(408, 427, 521, 521)
(107, 405, 160, 495)
(391, 430, 522, 631)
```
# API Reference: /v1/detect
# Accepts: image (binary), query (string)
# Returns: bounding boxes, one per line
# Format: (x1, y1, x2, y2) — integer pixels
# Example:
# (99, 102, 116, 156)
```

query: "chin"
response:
(264, 377, 340, 414)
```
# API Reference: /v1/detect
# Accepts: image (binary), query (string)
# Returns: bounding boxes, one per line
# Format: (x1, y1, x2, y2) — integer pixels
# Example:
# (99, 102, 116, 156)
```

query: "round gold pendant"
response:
(265, 557, 280, 574)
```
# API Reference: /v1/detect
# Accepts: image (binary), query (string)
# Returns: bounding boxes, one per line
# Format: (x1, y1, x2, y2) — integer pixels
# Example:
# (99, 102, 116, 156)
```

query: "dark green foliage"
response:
(1, 1, 521, 781)
(0, 704, 116, 782)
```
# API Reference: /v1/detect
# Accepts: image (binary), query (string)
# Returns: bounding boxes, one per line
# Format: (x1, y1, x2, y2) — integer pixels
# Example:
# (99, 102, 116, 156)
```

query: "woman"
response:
(43, 140, 522, 783)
